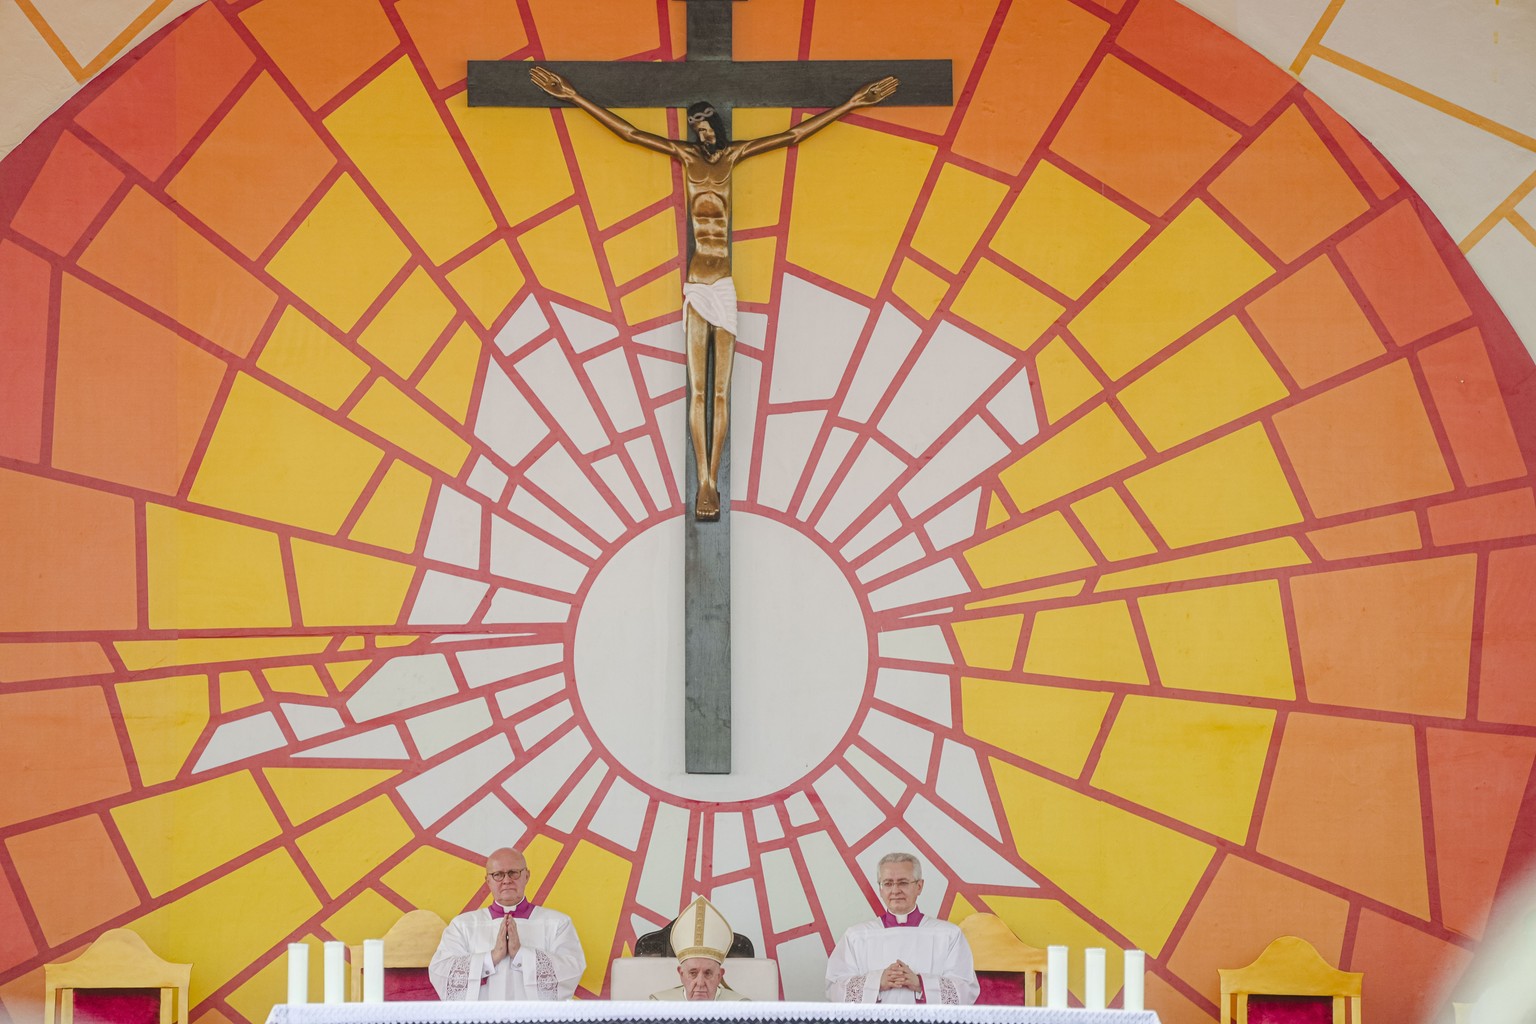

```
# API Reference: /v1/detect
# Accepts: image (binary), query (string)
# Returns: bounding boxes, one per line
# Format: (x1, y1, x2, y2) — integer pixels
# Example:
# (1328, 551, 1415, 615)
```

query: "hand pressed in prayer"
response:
(880, 962, 918, 991)
(505, 916, 521, 960)
(490, 915, 521, 965)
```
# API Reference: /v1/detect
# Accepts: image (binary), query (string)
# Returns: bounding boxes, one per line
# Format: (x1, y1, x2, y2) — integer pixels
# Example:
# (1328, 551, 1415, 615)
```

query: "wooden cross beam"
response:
(468, 1, 951, 774)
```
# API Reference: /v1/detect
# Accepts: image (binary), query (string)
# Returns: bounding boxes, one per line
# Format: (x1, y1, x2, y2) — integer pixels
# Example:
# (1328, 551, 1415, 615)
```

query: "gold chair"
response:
(959, 913, 1047, 1007)
(1219, 935, 1362, 1024)
(348, 910, 448, 1002)
(44, 929, 190, 1024)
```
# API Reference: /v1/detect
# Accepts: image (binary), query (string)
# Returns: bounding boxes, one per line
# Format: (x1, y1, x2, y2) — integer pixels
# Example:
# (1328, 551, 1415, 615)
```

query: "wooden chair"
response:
(959, 913, 1047, 1007)
(1219, 936, 1362, 1024)
(44, 929, 190, 1024)
(348, 910, 448, 1002)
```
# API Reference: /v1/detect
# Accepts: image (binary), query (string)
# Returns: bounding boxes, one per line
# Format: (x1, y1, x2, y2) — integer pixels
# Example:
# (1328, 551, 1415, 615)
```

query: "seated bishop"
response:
(429, 846, 585, 1001)
(826, 852, 979, 1005)
(650, 897, 750, 1001)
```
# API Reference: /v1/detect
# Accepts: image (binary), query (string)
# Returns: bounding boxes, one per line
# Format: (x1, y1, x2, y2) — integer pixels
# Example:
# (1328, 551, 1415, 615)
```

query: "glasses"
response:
(879, 878, 920, 890)
(486, 869, 529, 882)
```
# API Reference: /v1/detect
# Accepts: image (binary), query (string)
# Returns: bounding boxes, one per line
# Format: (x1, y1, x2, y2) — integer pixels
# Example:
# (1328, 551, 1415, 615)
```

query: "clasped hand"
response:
(879, 960, 920, 992)
(489, 915, 522, 965)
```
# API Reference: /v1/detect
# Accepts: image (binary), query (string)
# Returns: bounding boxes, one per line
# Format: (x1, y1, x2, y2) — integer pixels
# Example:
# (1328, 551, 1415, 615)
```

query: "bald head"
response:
(485, 847, 530, 907)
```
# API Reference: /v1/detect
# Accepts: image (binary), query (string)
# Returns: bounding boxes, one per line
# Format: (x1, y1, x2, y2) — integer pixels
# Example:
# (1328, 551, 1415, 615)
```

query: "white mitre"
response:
(671, 896, 733, 964)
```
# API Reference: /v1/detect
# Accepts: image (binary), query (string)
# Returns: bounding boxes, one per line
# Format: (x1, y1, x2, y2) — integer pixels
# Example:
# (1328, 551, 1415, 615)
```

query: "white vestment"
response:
(825, 912, 979, 1005)
(429, 903, 585, 1001)
(682, 278, 738, 335)
(649, 984, 750, 1001)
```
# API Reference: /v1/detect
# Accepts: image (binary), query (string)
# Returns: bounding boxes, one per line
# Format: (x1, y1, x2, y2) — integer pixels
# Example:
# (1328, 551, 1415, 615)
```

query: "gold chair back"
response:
(1218, 935, 1363, 1024)
(44, 929, 190, 1024)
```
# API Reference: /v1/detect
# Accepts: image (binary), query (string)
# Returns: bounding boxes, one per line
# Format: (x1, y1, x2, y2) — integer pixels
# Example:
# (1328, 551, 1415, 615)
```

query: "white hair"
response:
(876, 851, 922, 879)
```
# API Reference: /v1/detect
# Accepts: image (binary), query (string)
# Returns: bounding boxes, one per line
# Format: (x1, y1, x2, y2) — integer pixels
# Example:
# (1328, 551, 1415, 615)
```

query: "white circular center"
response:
(573, 511, 870, 801)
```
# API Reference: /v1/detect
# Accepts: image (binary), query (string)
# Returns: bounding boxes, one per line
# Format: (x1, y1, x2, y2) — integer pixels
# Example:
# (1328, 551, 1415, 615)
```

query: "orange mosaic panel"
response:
(78, 187, 278, 357)
(167, 74, 336, 260)
(807, 0, 997, 136)
(0, 879, 35, 974)
(1165, 855, 1350, 1003)
(0, 643, 112, 685)
(1417, 327, 1528, 486)
(0, 242, 51, 463)
(0, 471, 138, 634)
(1427, 488, 1536, 547)
(1114, 0, 1294, 126)
(6, 814, 140, 946)
(51, 276, 228, 494)
(1479, 545, 1536, 727)
(1257, 715, 1430, 919)
(240, 0, 401, 110)
(0, 688, 131, 829)
(1337, 199, 1473, 345)
(1, 2, 1533, 1022)
(1426, 729, 1536, 938)
(8, 130, 124, 258)
(1350, 910, 1474, 1024)
(1273, 360, 1452, 517)
(1303, 93, 1400, 201)
(1245, 253, 1385, 388)
(524, 0, 661, 61)
(1208, 104, 1369, 262)
(1291, 556, 1476, 718)
(1051, 56, 1238, 215)
(953, 0, 1107, 176)
(73, 6, 255, 180)
(395, 0, 530, 89)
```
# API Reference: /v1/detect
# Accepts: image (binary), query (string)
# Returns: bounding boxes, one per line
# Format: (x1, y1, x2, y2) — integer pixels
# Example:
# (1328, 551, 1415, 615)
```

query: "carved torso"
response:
(681, 145, 744, 283)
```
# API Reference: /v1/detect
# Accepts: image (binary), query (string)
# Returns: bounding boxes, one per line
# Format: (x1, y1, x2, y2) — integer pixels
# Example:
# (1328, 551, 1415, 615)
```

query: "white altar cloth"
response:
(267, 1001, 1160, 1024)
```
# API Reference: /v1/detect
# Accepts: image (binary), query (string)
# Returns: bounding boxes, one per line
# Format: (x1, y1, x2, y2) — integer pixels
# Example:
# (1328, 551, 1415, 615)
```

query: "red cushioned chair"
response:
(1219, 936, 1362, 1024)
(958, 913, 1047, 1007)
(44, 929, 190, 1024)
(349, 910, 448, 1002)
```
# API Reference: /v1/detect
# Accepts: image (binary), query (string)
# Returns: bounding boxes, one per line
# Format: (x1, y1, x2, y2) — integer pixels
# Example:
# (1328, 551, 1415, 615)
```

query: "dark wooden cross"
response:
(468, 0, 951, 774)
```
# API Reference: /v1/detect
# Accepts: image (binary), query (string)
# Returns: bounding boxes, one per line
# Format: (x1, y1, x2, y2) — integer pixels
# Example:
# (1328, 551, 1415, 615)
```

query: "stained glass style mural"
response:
(2, 2, 1534, 1023)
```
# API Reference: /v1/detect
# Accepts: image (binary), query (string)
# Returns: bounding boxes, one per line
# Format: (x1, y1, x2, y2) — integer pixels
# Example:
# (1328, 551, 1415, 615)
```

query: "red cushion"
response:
(72, 990, 162, 1024)
(975, 971, 1028, 1006)
(1247, 995, 1335, 1024)
(383, 968, 439, 1002)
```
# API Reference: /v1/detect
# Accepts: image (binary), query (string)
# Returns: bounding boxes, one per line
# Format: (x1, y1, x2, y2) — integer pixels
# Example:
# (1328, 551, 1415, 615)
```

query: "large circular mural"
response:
(2, 1, 1534, 1023)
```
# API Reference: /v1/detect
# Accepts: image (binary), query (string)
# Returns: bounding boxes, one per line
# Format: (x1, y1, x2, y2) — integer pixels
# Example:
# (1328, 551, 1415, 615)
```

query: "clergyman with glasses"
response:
(825, 851, 979, 1004)
(430, 847, 586, 1000)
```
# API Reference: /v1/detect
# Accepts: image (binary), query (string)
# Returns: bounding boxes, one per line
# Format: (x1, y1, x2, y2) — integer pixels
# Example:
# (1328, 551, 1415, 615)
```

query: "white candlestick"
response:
(1046, 945, 1069, 1008)
(286, 943, 309, 1005)
(363, 940, 385, 1004)
(323, 941, 345, 1004)
(1085, 947, 1106, 1010)
(1123, 949, 1146, 1011)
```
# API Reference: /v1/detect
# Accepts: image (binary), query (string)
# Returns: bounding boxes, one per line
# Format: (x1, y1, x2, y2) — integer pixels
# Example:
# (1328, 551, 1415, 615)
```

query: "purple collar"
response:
(489, 900, 535, 920)
(880, 909, 924, 928)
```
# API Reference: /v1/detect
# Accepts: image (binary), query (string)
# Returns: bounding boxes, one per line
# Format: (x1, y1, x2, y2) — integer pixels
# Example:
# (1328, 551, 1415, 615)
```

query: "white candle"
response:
(286, 943, 309, 1006)
(1123, 949, 1146, 1011)
(1085, 947, 1106, 1010)
(323, 941, 345, 1004)
(1046, 945, 1069, 1009)
(363, 940, 385, 1004)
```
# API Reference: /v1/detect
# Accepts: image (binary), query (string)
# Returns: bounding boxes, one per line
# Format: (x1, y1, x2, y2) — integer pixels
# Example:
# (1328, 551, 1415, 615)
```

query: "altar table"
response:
(267, 1001, 1160, 1024)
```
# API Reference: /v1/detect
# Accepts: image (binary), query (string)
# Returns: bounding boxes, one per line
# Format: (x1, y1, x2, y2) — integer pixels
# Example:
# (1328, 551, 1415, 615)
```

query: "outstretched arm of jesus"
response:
(530, 67, 685, 158)
(734, 76, 899, 160)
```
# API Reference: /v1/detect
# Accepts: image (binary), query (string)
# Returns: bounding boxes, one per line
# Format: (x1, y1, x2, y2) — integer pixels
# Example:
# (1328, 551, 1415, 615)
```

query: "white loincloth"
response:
(682, 278, 738, 335)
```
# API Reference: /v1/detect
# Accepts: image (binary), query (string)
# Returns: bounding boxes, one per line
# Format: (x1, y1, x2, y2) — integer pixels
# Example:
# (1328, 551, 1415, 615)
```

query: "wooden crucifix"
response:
(469, 0, 951, 773)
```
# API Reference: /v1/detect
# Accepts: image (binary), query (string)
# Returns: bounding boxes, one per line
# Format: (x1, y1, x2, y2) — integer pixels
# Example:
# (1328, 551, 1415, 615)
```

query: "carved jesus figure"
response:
(531, 67, 899, 520)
